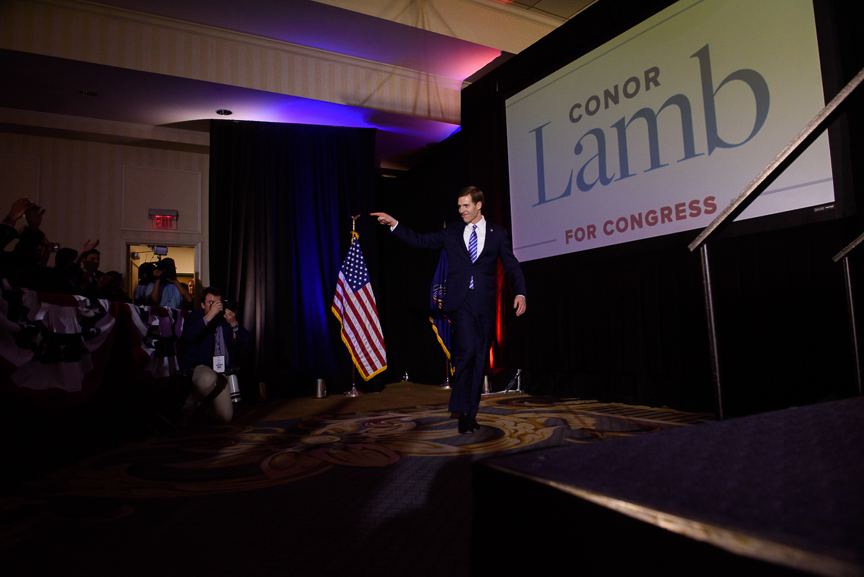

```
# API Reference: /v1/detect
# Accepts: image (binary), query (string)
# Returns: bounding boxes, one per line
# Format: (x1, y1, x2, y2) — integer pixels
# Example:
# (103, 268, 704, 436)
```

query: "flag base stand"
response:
(440, 359, 452, 389)
(344, 364, 362, 397)
(502, 369, 524, 394)
(480, 375, 492, 396)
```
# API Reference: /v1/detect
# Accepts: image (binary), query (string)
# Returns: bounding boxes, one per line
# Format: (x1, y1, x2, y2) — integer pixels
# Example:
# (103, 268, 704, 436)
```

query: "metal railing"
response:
(689, 67, 864, 420)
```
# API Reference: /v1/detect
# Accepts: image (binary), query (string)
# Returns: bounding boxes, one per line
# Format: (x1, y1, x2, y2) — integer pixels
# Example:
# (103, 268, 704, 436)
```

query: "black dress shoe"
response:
(470, 417, 480, 431)
(458, 415, 472, 434)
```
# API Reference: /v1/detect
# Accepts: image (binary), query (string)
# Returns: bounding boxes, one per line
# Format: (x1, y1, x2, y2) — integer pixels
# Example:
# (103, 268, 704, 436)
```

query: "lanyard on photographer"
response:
(213, 325, 230, 373)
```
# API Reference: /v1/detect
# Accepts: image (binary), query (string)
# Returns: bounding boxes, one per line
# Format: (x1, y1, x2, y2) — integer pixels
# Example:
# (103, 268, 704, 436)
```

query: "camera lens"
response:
(227, 374, 241, 403)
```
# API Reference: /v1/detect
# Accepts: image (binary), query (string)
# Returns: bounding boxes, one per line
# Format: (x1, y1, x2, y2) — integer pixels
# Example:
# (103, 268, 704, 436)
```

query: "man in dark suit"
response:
(373, 186, 526, 434)
(179, 286, 251, 422)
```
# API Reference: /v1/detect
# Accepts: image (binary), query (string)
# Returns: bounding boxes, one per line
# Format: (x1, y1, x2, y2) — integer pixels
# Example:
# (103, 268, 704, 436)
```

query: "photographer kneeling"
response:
(179, 287, 250, 423)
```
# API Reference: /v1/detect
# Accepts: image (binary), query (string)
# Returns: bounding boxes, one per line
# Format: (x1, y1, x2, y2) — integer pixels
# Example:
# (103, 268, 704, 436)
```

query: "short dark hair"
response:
(201, 286, 223, 300)
(81, 248, 100, 259)
(155, 257, 176, 271)
(458, 186, 484, 206)
(138, 262, 156, 283)
(54, 248, 78, 269)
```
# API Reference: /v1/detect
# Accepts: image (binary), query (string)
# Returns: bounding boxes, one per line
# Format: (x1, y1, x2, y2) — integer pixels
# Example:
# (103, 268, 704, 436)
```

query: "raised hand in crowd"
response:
(24, 203, 45, 231)
(81, 238, 99, 253)
(2, 198, 35, 252)
(3, 198, 35, 227)
(74, 238, 100, 266)
(1, 200, 48, 288)
(36, 237, 53, 267)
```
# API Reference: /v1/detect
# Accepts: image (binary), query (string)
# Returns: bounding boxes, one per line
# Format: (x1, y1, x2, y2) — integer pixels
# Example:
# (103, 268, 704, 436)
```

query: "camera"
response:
(223, 300, 239, 312)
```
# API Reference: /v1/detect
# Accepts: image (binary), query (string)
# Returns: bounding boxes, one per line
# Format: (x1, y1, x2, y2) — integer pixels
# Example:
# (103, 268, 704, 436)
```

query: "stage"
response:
(473, 396, 864, 576)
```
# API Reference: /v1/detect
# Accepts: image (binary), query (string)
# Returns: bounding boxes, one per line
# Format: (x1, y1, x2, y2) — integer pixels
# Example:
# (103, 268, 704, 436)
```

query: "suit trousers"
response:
(449, 289, 494, 418)
(185, 365, 233, 423)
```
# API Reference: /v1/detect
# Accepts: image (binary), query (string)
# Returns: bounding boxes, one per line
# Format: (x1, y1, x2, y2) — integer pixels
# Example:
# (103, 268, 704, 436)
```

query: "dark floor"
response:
(0, 393, 710, 577)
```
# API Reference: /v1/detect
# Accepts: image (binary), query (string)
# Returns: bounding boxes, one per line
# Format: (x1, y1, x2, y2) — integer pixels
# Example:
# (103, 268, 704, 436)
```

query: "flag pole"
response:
(332, 213, 386, 394)
(343, 214, 363, 397)
(430, 224, 453, 389)
(441, 358, 451, 389)
(344, 364, 361, 397)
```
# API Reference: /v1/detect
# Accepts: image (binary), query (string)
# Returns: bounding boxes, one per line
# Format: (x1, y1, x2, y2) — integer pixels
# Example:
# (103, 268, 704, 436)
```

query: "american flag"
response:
(331, 233, 387, 380)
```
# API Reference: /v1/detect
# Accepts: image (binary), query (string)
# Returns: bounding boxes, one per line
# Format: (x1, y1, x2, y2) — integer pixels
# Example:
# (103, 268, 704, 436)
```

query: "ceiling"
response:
(0, 0, 596, 170)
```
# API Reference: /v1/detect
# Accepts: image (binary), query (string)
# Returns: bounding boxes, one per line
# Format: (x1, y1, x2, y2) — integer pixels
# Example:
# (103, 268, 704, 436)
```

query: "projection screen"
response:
(505, 0, 834, 261)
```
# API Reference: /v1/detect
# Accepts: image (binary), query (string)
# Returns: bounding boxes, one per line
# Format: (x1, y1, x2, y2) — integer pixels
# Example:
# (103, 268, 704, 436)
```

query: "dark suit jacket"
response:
(392, 220, 526, 316)
(180, 310, 251, 370)
(0, 223, 17, 250)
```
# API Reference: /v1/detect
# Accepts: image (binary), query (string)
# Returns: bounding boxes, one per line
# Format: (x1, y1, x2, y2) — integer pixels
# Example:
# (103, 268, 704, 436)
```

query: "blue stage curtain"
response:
(209, 120, 377, 394)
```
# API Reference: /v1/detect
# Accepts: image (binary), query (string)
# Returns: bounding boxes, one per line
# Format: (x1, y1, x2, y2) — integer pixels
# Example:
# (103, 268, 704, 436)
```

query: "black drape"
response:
(374, 134, 466, 386)
(209, 120, 378, 395)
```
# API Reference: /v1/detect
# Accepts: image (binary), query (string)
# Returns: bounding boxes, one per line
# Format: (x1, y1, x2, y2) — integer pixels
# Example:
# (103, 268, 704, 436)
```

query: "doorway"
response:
(127, 243, 200, 308)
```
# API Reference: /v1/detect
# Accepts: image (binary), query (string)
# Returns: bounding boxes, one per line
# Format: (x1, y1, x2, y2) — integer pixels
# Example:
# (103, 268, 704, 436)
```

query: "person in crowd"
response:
(2, 199, 49, 288)
(73, 242, 103, 297)
(179, 286, 250, 423)
(0, 200, 97, 295)
(47, 247, 80, 294)
(1, 198, 33, 250)
(1, 198, 30, 280)
(23, 235, 57, 291)
(148, 258, 193, 309)
(133, 262, 157, 305)
(96, 271, 131, 303)
(185, 279, 196, 310)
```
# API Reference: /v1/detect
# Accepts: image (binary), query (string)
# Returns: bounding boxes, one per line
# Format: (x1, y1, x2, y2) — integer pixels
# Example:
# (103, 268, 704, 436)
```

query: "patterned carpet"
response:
(0, 393, 711, 577)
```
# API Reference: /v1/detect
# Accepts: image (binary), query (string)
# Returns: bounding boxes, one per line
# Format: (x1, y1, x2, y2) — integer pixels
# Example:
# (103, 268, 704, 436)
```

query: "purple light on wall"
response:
(241, 95, 459, 142)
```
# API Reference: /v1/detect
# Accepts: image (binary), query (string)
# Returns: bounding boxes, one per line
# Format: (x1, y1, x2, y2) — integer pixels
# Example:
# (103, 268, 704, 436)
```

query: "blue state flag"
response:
(429, 248, 454, 370)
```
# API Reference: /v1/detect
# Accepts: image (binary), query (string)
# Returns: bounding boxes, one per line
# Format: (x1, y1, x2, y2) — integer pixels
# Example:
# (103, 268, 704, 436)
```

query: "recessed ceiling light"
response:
(216, 109, 233, 116)
(79, 89, 98, 97)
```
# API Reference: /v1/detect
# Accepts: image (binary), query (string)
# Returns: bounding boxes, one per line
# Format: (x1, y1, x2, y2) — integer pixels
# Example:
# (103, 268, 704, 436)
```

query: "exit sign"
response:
(148, 209, 179, 230)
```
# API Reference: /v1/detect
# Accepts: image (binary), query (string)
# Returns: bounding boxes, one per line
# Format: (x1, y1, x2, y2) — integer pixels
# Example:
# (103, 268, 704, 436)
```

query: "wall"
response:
(0, 131, 210, 284)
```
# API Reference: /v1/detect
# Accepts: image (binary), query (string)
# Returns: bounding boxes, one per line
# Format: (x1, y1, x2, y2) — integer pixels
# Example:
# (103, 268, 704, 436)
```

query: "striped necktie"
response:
(469, 224, 477, 288)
